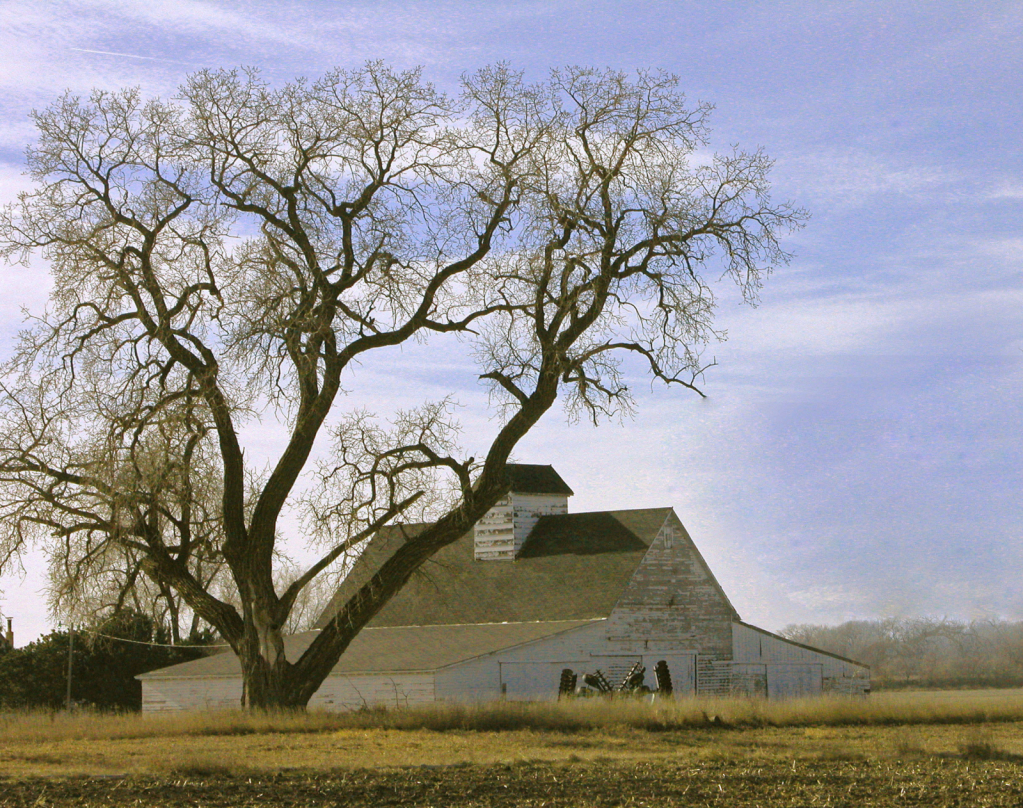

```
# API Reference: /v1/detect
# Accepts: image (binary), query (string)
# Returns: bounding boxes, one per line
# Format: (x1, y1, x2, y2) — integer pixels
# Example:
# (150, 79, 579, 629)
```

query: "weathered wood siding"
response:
(308, 673, 435, 710)
(603, 511, 736, 694)
(510, 493, 568, 554)
(141, 677, 242, 712)
(437, 617, 703, 701)
(142, 673, 434, 713)
(473, 495, 515, 560)
(436, 620, 607, 702)
(731, 622, 870, 697)
(473, 493, 569, 560)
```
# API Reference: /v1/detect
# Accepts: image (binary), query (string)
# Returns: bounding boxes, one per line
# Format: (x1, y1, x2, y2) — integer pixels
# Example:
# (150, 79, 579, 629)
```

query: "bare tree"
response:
(781, 618, 1023, 687)
(0, 64, 805, 708)
(45, 520, 228, 645)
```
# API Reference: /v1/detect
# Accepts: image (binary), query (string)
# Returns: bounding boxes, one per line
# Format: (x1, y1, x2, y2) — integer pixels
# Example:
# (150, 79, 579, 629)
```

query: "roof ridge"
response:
(537, 505, 673, 517)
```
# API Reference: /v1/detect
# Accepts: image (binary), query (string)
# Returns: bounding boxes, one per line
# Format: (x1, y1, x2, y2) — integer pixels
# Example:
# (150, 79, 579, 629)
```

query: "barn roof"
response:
(138, 619, 603, 679)
(502, 464, 574, 496)
(314, 507, 672, 630)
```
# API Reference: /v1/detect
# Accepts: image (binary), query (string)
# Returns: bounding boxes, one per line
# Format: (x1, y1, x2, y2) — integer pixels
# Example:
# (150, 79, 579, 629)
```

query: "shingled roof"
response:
(314, 507, 672, 630)
(502, 464, 574, 496)
(139, 620, 602, 679)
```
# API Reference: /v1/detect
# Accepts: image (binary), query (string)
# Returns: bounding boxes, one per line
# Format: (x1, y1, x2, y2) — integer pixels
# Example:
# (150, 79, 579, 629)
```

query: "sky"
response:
(0, 0, 1021, 644)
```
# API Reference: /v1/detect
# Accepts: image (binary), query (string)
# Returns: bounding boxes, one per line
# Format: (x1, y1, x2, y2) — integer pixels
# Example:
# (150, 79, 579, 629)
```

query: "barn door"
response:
(498, 662, 567, 701)
(766, 664, 823, 699)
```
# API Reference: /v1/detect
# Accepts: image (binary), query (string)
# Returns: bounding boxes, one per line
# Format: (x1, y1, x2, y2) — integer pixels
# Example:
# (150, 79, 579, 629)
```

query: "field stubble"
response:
(1, 690, 1021, 806)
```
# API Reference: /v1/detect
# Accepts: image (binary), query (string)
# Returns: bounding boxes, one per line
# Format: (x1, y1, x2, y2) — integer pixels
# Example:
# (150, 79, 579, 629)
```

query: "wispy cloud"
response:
(986, 181, 1023, 201)
(67, 47, 204, 67)
(778, 148, 956, 209)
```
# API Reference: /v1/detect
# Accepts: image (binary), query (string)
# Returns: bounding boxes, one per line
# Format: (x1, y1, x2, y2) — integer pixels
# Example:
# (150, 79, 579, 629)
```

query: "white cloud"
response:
(778, 148, 955, 208)
(986, 182, 1023, 201)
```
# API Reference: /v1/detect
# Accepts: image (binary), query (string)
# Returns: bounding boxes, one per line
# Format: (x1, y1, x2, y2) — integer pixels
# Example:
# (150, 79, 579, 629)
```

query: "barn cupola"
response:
(473, 464, 574, 561)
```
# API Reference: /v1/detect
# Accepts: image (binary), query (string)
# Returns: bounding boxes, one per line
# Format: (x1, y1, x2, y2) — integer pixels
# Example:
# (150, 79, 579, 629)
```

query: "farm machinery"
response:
(558, 660, 673, 699)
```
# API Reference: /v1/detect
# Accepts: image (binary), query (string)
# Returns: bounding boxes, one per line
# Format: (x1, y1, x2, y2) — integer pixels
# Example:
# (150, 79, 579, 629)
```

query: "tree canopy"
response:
(0, 611, 214, 710)
(0, 63, 805, 708)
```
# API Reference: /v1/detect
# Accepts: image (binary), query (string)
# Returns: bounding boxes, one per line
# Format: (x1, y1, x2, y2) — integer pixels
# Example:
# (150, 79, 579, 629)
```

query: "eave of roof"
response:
(735, 620, 870, 669)
(138, 619, 604, 680)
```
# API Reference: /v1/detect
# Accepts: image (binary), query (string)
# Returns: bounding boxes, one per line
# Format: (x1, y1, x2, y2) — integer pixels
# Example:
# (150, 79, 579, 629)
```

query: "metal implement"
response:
(560, 660, 676, 698)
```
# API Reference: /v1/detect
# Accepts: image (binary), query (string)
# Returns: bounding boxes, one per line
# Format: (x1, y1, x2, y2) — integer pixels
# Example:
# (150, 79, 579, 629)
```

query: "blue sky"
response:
(1, 1, 1021, 643)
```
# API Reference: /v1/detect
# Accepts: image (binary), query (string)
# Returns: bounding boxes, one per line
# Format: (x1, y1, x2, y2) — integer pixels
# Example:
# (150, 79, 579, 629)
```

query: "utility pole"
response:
(65, 626, 74, 711)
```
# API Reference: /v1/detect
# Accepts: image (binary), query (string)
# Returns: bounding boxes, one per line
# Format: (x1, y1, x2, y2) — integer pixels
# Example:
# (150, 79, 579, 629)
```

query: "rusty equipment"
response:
(618, 661, 646, 692)
(558, 668, 578, 698)
(654, 660, 672, 695)
(582, 670, 613, 693)
(561, 659, 674, 698)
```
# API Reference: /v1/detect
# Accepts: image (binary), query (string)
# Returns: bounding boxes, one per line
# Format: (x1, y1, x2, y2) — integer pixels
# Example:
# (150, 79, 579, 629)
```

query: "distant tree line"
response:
(0, 611, 216, 710)
(781, 618, 1023, 689)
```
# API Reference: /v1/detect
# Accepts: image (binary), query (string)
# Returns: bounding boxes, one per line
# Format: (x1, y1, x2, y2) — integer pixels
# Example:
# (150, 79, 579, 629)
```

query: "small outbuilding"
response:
(139, 465, 869, 711)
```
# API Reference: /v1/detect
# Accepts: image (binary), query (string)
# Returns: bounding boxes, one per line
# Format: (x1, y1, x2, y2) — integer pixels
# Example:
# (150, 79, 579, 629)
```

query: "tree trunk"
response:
(239, 652, 305, 710)
(238, 607, 305, 710)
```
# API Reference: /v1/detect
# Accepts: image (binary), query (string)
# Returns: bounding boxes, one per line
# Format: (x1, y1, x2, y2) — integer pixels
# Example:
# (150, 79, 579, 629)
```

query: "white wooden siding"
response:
(649, 653, 696, 694)
(604, 513, 736, 697)
(766, 664, 823, 698)
(606, 514, 734, 656)
(437, 620, 607, 702)
(142, 672, 433, 713)
(141, 677, 242, 712)
(473, 496, 515, 560)
(731, 622, 869, 697)
(499, 662, 573, 700)
(308, 673, 435, 710)
(473, 492, 569, 560)
(437, 620, 700, 701)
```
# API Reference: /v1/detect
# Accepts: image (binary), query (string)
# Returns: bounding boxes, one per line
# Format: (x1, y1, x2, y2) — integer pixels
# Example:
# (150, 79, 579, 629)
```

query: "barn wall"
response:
(603, 511, 735, 694)
(437, 621, 607, 702)
(308, 673, 435, 710)
(473, 495, 514, 560)
(142, 672, 434, 713)
(437, 619, 705, 702)
(473, 493, 569, 560)
(141, 677, 243, 712)
(731, 622, 870, 697)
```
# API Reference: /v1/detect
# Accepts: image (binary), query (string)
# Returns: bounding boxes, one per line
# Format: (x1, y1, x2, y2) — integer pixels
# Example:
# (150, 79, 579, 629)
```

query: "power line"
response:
(77, 626, 230, 649)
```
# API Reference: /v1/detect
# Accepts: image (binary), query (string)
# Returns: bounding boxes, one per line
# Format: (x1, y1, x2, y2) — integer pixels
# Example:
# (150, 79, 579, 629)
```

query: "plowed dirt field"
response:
(3, 757, 1022, 807)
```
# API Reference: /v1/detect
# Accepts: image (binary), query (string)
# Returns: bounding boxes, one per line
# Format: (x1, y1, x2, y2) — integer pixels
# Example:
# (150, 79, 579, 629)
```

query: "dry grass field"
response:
(1, 690, 1022, 806)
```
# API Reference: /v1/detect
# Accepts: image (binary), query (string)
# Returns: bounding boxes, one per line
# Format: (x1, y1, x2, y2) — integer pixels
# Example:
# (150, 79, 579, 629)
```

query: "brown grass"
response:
(3, 692, 1021, 806)
(2, 687, 1021, 746)
(0, 689, 1021, 779)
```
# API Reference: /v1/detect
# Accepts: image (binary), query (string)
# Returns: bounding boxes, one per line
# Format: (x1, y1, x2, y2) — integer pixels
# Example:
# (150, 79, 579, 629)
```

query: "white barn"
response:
(139, 465, 869, 711)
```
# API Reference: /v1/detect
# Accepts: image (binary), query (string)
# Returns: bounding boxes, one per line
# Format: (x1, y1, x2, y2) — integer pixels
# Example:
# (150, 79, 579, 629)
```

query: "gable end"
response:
(605, 509, 739, 657)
